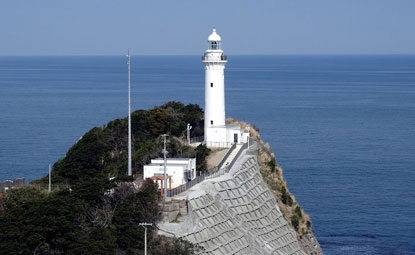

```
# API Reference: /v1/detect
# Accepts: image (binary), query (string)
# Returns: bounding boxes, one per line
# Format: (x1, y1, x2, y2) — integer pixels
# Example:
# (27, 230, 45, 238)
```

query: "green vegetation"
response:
(195, 144, 211, 172)
(0, 180, 198, 254)
(295, 205, 303, 218)
(291, 206, 303, 231)
(291, 215, 300, 231)
(0, 102, 206, 255)
(267, 157, 277, 173)
(306, 220, 312, 229)
(170, 212, 182, 223)
(48, 101, 205, 185)
(281, 186, 293, 206)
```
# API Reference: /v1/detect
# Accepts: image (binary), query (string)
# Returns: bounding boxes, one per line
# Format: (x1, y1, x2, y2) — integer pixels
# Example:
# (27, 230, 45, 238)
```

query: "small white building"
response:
(143, 158, 196, 189)
(203, 28, 248, 148)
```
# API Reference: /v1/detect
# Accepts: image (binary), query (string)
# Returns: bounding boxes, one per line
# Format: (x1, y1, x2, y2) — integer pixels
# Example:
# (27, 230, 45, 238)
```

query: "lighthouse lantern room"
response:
(203, 28, 248, 148)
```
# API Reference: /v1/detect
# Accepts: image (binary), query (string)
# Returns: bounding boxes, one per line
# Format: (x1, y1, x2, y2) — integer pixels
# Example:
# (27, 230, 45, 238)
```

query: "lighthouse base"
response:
(205, 124, 249, 148)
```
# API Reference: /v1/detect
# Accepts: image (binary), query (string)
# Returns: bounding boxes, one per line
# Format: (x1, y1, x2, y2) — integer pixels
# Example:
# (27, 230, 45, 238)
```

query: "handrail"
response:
(202, 55, 227, 61)
(205, 141, 233, 148)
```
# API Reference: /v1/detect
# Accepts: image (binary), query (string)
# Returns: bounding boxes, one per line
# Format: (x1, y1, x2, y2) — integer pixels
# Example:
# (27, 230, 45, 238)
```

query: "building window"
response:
(211, 83, 213, 87)
(211, 120, 213, 125)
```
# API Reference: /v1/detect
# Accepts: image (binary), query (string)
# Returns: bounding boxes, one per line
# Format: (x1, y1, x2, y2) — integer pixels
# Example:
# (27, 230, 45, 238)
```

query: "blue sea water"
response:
(0, 55, 414, 254)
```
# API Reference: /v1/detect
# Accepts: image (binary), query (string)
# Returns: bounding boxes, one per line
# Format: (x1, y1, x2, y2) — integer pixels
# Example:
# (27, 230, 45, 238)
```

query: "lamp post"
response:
(139, 222, 152, 255)
(187, 123, 192, 145)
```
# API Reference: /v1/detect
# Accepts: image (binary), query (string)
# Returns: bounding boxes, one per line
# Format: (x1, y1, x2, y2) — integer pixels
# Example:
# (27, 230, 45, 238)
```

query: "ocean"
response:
(0, 55, 414, 254)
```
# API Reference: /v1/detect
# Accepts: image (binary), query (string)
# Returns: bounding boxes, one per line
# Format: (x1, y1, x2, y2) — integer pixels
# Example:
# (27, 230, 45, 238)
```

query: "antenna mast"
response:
(127, 50, 132, 176)
(48, 163, 51, 193)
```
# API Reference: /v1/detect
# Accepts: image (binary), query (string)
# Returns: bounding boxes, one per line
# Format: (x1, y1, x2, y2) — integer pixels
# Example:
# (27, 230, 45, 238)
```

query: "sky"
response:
(0, 0, 414, 55)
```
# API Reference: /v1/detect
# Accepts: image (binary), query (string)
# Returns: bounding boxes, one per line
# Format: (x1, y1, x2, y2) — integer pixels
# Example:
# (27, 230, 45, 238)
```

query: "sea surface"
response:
(0, 55, 414, 254)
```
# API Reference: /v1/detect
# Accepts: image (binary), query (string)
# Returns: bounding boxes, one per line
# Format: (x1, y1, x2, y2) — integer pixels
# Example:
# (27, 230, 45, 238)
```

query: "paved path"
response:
(221, 144, 243, 169)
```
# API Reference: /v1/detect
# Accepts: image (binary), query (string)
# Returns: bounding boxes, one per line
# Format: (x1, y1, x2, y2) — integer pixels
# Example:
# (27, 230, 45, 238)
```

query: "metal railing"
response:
(167, 173, 205, 197)
(167, 165, 233, 197)
(205, 166, 229, 180)
(189, 136, 204, 144)
(205, 141, 233, 148)
(202, 55, 227, 61)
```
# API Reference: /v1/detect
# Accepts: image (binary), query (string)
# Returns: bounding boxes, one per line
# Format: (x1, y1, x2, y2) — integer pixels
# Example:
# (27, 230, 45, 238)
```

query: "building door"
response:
(234, 133, 238, 143)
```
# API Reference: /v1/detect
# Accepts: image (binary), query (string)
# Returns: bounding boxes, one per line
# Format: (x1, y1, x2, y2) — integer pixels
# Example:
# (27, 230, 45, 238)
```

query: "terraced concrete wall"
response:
(161, 145, 307, 255)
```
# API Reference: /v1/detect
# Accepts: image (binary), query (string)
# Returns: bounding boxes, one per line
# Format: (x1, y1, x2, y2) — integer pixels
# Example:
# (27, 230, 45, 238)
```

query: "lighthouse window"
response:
(211, 120, 213, 125)
(211, 83, 213, 87)
(211, 41, 217, 50)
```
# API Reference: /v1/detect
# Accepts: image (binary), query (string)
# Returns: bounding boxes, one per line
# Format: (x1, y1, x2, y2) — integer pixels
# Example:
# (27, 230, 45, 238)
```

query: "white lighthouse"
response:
(203, 28, 248, 148)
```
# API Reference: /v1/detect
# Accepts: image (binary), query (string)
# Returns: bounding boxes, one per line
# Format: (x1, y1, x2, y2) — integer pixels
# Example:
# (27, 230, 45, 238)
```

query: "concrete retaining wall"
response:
(159, 144, 306, 255)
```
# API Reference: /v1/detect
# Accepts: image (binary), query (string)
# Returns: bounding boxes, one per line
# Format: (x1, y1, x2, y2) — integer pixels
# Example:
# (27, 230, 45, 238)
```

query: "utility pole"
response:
(186, 123, 192, 145)
(48, 163, 51, 193)
(139, 222, 152, 255)
(161, 134, 169, 201)
(127, 50, 132, 176)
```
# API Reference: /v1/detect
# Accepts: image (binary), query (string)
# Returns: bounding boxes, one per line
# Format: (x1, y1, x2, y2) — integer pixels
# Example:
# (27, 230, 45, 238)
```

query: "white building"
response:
(203, 28, 248, 148)
(143, 158, 196, 189)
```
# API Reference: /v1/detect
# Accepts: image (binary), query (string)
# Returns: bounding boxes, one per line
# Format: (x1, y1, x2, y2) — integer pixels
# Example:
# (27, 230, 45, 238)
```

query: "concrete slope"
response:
(159, 143, 306, 255)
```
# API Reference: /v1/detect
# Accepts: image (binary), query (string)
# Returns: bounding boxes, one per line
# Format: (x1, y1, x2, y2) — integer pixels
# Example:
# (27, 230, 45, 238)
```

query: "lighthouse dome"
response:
(208, 28, 222, 41)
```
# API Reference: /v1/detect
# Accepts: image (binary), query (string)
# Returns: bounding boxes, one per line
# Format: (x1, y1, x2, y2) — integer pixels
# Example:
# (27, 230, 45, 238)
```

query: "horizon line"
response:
(1, 53, 415, 57)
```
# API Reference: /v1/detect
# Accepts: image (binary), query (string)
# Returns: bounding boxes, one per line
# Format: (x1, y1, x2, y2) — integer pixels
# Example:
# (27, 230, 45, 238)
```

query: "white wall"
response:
(143, 165, 185, 189)
(206, 126, 230, 148)
(143, 158, 197, 188)
(204, 66, 226, 129)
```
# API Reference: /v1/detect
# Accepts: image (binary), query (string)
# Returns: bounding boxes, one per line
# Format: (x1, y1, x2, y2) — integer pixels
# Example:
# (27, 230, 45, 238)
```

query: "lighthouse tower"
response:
(203, 28, 227, 134)
(203, 28, 247, 148)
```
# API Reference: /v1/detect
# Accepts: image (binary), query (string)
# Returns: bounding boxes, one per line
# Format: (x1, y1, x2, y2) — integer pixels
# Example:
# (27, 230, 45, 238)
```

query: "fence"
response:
(189, 136, 204, 144)
(167, 165, 230, 197)
(167, 172, 205, 197)
(205, 141, 233, 148)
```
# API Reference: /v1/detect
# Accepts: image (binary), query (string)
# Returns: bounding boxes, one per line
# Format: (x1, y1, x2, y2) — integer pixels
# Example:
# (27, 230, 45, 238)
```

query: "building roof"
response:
(208, 28, 222, 41)
(208, 124, 241, 129)
(146, 163, 189, 167)
(152, 158, 194, 161)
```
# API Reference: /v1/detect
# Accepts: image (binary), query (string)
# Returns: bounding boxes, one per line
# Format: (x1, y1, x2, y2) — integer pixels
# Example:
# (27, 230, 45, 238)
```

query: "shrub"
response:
(267, 157, 276, 173)
(194, 144, 211, 172)
(291, 215, 300, 231)
(281, 186, 293, 206)
(295, 206, 303, 219)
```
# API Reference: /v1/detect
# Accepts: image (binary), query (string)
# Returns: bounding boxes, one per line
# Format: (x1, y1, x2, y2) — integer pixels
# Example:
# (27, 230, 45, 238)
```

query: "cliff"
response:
(227, 118, 322, 254)
(158, 118, 322, 255)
